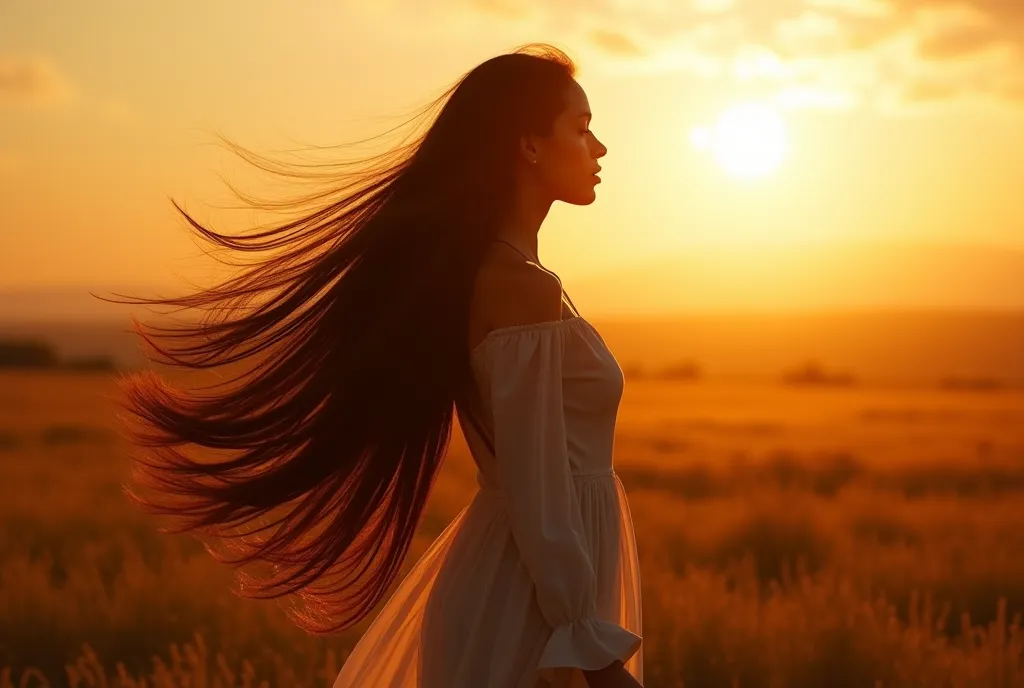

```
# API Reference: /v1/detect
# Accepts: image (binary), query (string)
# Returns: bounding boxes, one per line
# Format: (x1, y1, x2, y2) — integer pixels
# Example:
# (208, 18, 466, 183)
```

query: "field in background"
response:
(4, 310, 1024, 387)
(2, 370, 1024, 687)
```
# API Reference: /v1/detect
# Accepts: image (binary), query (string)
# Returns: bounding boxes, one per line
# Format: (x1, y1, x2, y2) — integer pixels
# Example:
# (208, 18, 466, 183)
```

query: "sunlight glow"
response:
(691, 102, 789, 180)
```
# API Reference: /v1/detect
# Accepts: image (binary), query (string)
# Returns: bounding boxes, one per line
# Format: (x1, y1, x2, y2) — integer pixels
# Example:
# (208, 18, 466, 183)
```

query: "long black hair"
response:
(99, 42, 579, 635)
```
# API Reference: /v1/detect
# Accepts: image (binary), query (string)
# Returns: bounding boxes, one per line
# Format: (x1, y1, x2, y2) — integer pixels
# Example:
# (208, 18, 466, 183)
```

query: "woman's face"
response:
(521, 79, 608, 206)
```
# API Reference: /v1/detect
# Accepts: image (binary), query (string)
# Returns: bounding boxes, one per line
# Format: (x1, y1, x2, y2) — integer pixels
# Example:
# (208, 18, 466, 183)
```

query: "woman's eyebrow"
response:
(578, 111, 591, 121)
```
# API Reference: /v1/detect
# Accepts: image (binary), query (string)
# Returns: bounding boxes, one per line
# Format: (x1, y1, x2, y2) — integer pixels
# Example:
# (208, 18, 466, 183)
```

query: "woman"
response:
(106, 43, 642, 688)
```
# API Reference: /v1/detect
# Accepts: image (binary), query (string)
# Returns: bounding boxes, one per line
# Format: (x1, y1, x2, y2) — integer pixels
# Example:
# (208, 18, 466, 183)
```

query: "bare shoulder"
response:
(471, 245, 564, 336)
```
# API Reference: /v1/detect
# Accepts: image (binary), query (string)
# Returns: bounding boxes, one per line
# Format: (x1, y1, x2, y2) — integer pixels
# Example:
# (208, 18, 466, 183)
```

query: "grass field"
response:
(2, 370, 1023, 687)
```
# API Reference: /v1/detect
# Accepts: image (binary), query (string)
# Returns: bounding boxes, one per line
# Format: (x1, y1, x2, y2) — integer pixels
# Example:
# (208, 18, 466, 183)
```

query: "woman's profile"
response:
(105, 43, 643, 688)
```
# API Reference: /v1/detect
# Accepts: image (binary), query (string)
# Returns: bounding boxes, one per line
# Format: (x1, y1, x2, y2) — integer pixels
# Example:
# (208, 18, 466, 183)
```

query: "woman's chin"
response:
(564, 186, 598, 206)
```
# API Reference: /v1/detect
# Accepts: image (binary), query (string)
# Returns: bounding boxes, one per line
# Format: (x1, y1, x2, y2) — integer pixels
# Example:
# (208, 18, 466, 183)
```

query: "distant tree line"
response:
(621, 356, 1017, 391)
(1, 336, 1014, 389)
(0, 339, 116, 371)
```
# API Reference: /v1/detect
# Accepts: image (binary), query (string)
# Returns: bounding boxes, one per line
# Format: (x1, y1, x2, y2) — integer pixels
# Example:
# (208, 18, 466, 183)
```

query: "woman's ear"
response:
(518, 134, 539, 165)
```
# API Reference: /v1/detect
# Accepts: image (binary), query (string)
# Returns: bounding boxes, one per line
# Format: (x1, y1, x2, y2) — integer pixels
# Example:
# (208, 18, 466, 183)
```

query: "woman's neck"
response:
(496, 179, 552, 261)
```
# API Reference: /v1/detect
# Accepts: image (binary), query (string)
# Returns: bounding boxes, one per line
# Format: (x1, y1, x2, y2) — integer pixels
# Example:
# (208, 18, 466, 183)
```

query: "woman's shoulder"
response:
(470, 247, 565, 344)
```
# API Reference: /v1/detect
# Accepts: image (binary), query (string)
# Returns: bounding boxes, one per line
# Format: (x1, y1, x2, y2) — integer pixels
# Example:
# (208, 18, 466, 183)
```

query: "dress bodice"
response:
(457, 316, 625, 493)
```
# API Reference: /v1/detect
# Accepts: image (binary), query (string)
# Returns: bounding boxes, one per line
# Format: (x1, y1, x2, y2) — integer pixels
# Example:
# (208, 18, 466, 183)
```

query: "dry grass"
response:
(1, 371, 1023, 686)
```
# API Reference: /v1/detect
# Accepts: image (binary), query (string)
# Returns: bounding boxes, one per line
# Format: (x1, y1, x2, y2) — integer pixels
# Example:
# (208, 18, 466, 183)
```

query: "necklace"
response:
(492, 238, 581, 317)
(494, 238, 538, 263)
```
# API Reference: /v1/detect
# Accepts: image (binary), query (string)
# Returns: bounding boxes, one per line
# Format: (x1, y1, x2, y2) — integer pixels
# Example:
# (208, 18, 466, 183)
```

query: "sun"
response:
(690, 102, 789, 179)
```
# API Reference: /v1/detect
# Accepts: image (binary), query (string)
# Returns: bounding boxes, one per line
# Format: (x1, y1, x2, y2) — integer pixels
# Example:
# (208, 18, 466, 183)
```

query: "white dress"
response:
(332, 315, 643, 688)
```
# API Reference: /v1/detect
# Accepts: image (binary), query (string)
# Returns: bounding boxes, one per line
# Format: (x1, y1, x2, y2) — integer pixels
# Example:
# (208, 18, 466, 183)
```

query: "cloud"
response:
(0, 54, 76, 107)
(1004, 83, 1024, 102)
(590, 29, 645, 56)
(806, 0, 892, 19)
(775, 11, 846, 55)
(917, 23, 998, 60)
(455, 0, 1024, 112)
(0, 53, 138, 123)
(903, 78, 961, 102)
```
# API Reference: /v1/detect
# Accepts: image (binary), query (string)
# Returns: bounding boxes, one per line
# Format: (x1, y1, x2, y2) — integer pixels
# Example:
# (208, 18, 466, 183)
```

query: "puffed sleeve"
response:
(482, 320, 642, 678)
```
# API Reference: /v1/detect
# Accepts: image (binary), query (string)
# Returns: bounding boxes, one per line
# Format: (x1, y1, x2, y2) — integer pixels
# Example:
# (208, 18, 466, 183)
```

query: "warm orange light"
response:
(691, 102, 789, 180)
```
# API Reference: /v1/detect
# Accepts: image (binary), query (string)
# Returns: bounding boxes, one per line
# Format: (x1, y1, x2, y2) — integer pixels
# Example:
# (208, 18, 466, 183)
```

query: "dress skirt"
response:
(331, 469, 643, 688)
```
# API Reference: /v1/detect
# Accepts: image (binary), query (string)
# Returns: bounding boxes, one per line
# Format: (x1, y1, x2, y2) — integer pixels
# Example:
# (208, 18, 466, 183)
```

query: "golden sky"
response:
(2, 0, 1023, 312)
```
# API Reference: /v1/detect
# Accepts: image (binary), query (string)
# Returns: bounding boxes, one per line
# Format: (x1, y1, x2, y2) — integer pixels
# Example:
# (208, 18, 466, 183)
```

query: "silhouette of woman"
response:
(106, 43, 642, 688)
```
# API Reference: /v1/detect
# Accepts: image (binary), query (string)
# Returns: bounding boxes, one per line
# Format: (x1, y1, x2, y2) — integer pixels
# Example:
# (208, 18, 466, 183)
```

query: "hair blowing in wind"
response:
(100, 43, 579, 635)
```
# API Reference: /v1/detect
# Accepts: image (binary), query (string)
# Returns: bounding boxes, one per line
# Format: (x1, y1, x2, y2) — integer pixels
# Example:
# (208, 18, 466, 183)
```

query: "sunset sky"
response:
(2, 0, 1023, 313)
